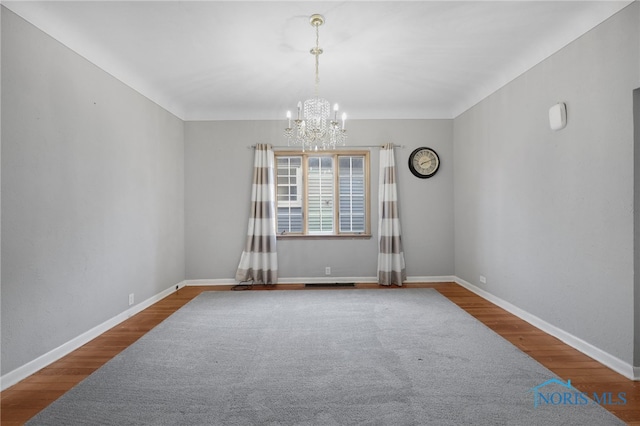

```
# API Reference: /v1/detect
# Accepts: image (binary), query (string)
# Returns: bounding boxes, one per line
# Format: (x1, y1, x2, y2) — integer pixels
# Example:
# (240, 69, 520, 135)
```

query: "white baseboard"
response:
(186, 277, 380, 286)
(186, 276, 457, 286)
(185, 278, 236, 286)
(453, 276, 637, 380)
(405, 275, 457, 283)
(0, 280, 186, 391)
(279, 276, 377, 284)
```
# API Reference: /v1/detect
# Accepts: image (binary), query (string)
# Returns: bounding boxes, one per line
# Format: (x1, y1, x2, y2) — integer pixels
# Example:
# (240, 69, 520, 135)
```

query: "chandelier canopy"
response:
(284, 14, 347, 151)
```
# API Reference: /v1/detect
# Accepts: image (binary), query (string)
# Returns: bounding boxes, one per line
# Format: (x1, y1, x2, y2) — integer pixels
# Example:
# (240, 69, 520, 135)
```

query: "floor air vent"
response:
(305, 283, 356, 288)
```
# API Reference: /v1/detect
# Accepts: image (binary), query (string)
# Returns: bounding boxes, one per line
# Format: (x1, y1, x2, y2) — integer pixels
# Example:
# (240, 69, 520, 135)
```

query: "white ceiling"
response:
(3, 1, 634, 121)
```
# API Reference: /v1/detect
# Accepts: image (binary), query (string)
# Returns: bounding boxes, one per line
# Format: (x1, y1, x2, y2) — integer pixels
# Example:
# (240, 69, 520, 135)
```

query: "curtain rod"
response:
(248, 144, 406, 150)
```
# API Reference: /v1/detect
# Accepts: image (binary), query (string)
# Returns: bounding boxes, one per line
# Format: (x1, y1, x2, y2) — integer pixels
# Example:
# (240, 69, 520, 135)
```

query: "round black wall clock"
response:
(408, 147, 440, 178)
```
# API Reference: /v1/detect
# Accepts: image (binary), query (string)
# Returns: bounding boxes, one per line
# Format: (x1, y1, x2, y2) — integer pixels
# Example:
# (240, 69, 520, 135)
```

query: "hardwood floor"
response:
(2, 282, 639, 425)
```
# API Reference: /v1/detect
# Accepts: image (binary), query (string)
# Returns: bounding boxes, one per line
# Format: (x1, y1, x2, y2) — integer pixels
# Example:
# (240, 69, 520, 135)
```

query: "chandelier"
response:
(284, 14, 347, 151)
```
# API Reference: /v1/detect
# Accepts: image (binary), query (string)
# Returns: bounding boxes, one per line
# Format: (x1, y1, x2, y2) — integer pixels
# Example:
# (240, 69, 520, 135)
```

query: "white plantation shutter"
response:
(307, 156, 334, 234)
(339, 156, 365, 233)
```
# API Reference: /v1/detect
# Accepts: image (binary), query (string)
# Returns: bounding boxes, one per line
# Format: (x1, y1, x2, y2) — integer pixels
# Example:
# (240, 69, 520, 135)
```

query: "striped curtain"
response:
(235, 144, 278, 284)
(377, 143, 406, 286)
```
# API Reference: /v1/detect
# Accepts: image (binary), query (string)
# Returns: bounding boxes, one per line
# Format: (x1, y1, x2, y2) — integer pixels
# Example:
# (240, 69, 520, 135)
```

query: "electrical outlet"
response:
(325, 266, 331, 275)
(128, 293, 135, 306)
(479, 275, 487, 284)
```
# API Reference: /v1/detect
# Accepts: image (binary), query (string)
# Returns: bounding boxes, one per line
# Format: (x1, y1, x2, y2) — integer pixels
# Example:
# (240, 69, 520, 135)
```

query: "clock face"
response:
(408, 147, 440, 178)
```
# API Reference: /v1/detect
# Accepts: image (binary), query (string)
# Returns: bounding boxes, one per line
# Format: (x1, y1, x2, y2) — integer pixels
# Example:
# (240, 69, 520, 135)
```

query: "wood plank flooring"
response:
(2, 282, 639, 425)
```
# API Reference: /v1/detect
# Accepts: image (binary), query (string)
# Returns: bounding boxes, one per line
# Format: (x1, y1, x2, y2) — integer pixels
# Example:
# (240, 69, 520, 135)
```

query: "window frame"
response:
(276, 157, 303, 209)
(275, 150, 371, 239)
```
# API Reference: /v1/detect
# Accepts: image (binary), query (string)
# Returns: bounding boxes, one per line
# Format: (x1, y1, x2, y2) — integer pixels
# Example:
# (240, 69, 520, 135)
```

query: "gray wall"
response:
(185, 119, 454, 281)
(453, 3, 639, 364)
(1, 9, 185, 375)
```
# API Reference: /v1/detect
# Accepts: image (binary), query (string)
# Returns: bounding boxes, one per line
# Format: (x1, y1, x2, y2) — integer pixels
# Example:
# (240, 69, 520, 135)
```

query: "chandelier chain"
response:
(314, 23, 320, 97)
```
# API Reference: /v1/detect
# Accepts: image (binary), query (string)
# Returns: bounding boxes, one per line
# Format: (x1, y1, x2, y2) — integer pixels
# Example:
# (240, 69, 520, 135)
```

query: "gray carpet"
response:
(27, 289, 624, 425)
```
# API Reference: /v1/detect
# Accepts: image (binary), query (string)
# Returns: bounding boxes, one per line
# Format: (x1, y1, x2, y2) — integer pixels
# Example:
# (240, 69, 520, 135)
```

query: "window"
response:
(276, 151, 370, 237)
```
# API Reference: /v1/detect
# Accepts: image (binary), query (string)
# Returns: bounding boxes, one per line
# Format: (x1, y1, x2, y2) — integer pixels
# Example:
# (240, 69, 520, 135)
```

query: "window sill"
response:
(277, 234, 372, 240)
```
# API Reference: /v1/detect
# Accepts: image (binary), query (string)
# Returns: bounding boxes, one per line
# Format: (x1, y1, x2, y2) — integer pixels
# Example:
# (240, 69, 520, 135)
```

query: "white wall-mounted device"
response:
(549, 102, 567, 131)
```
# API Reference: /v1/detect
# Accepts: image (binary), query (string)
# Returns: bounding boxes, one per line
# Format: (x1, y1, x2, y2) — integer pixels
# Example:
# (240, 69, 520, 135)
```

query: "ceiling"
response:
(3, 1, 634, 121)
